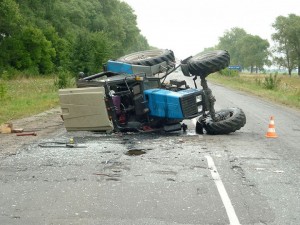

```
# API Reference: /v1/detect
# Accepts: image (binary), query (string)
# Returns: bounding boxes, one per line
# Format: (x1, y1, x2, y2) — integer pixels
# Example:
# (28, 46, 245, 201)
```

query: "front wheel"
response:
(187, 50, 230, 78)
(196, 107, 246, 135)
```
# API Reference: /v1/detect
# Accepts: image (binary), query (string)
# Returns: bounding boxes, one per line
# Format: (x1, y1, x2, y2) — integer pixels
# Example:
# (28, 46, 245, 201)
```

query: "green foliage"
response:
(272, 14, 300, 76)
(0, 0, 21, 39)
(255, 74, 282, 90)
(71, 31, 113, 74)
(41, 24, 71, 71)
(262, 74, 281, 90)
(0, 82, 7, 100)
(54, 71, 75, 89)
(0, 26, 56, 74)
(0, 0, 150, 78)
(22, 26, 56, 74)
(238, 34, 270, 73)
(217, 28, 248, 65)
(0, 70, 10, 80)
(218, 28, 270, 73)
(254, 77, 262, 86)
(218, 68, 239, 77)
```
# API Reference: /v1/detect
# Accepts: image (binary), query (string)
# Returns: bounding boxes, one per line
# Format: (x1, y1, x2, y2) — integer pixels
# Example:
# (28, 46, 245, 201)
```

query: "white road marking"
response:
(205, 155, 241, 225)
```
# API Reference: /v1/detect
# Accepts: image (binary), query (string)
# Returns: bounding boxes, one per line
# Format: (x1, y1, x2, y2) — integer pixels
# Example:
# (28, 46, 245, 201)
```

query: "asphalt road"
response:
(0, 72, 300, 225)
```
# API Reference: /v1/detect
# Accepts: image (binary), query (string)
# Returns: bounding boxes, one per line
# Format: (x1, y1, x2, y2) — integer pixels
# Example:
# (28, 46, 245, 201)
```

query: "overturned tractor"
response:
(59, 49, 246, 134)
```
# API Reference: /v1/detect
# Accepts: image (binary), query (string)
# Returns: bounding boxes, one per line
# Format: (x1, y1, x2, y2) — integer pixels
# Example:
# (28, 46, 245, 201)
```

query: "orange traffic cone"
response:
(266, 116, 278, 138)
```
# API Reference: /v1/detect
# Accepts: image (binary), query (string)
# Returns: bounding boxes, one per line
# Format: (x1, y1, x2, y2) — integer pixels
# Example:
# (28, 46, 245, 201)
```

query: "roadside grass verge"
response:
(208, 73, 300, 109)
(0, 77, 60, 124)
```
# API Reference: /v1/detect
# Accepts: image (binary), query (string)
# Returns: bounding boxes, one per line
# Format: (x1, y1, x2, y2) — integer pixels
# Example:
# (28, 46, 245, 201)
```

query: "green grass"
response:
(207, 73, 300, 109)
(0, 77, 60, 124)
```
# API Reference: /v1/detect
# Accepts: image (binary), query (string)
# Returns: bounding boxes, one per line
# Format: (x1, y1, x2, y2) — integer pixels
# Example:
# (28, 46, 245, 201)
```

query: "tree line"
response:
(0, 0, 299, 77)
(0, 0, 150, 77)
(209, 14, 300, 76)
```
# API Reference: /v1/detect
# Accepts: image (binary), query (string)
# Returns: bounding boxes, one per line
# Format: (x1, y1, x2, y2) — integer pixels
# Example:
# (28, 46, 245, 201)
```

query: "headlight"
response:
(196, 95, 202, 103)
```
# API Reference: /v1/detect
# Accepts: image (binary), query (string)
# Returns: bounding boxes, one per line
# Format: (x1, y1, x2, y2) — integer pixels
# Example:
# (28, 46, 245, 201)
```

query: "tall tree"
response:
(217, 27, 248, 65)
(0, 26, 56, 73)
(272, 14, 300, 76)
(238, 35, 270, 73)
(0, 0, 21, 41)
(218, 28, 270, 72)
(0, 0, 150, 76)
(71, 31, 113, 74)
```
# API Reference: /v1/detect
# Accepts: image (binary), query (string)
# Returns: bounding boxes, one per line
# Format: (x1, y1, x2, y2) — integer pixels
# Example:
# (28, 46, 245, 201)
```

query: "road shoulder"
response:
(0, 108, 64, 158)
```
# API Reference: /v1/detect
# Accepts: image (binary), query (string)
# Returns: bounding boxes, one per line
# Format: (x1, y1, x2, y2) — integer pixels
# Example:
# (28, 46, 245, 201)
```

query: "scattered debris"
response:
(0, 123, 24, 134)
(16, 132, 37, 136)
(69, 138, 74, 144)
(125, 149, 146, 156)
(255, 168, 266, 171)
(12, 128, 24, 133)
(92, 173, 113, 177)
(167, 178, 176, 181)
(178, 139, 184, 143)
(0, 123, 13, 134)
(38, 141, 87, 148)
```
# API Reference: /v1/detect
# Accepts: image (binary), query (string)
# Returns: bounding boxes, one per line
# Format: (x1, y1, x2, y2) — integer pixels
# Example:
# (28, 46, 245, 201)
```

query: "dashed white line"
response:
(205, 155, 241, 225)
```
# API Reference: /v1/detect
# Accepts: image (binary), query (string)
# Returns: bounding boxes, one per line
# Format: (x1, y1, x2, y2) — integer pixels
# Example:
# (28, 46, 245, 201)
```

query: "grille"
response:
(180, 94, 197, 117)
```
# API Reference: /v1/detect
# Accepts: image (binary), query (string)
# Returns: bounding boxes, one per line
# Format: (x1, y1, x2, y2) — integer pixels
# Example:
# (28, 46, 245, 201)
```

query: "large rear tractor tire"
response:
(117, 49, 175, 66)
(196, 107, 246, 135)
(187, 50, 230, 78)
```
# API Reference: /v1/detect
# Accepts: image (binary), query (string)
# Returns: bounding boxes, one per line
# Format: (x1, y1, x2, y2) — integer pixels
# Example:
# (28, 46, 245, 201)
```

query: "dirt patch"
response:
(0, 108, 65, 158)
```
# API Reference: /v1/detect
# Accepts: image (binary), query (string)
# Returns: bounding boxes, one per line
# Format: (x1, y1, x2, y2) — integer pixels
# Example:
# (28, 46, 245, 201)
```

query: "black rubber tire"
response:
(187, 50, 230, 77)
(201, 107, 246, 135)
(195, 116, 204, 134)
(117, 49, 175, 66)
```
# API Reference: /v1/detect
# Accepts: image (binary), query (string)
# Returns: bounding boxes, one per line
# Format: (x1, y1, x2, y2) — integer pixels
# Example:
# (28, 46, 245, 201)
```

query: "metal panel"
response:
(144, 89, 183, 119)
(59, 87, 113, 132)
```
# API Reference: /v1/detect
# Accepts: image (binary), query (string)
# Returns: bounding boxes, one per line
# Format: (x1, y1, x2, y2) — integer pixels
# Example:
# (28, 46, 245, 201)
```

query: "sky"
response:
(122, 0, 299, 59)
